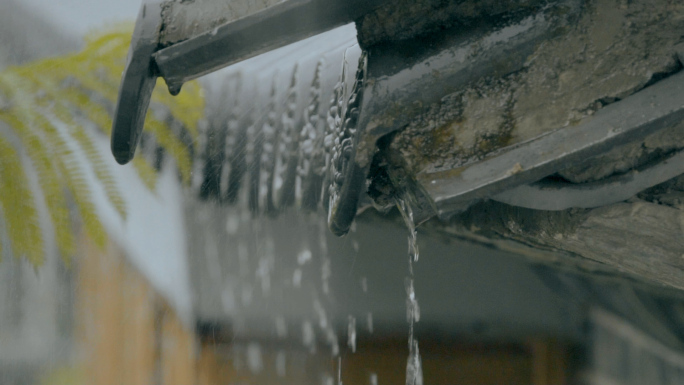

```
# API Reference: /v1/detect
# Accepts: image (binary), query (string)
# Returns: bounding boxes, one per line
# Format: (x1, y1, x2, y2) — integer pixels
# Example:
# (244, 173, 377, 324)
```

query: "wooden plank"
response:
(75, 235, 196, 385)
(160, 304, 197, 385)
(76, 238, 125, 385)
(121, 264, 156, 385)
(531, 339, 568, 385)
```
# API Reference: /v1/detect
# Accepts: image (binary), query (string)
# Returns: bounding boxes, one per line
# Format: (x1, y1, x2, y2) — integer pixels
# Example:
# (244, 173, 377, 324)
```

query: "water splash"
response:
(184, 39, 364, 385)
(273, 64, 300, 209)
(323, 56, 348, 211)
(298, 59, 325, 210)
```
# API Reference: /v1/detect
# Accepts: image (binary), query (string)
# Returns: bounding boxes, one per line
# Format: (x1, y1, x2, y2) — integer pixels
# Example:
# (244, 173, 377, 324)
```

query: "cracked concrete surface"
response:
(373, 0, 684, 290)
(389, 0, 684, 178)
(160, 0, 282, 45)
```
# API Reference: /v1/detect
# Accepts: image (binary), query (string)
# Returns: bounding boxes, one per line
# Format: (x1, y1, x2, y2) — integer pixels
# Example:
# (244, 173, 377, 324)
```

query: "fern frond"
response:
(0, 135, 44, 265)
(22, 107, 109, 251)
(59, 158, 108, 249)
(132, 156, 158, 190)
(17, 70, 128, 220)
(54, 106, 128, 219)
(0, 28, 205, 266)
(0, 112, 76, 261)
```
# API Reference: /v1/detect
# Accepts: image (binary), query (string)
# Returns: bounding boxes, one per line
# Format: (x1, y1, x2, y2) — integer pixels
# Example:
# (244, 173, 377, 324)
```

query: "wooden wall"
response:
(71, 235, 236, 385)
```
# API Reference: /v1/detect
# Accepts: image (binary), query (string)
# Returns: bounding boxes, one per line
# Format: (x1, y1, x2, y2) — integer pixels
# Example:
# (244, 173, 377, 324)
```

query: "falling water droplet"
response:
(396, 195, 423, 385)
(293, 268, 303, 287)
(221, 285, 236, 312)
(406, 340, 423, 385)
(298, 59, 326, 210)
(337, 357, 343, 385)
(167, 83, 182, 96)
(322, 258, 332, 295)
(370, 373, 378, 385)
(322, 373, 335, 385)
(303, 320, 316, 352)
(298, 248, 313, 265)
(276, 350, 287, 377)
(273, 64, 301, 209)
(367, 312, 374, 334)
(226, 215, 240, 235)
(247, 343, 264, 374)
(405, 278, 420, 324)
(275, 315, 288, 339)
(347, 315, 357, 353)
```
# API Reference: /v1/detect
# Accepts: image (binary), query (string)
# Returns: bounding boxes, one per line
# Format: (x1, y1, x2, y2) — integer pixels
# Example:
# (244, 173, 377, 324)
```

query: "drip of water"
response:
(347, 315, 357, 353)
(327, 327, 341, 357)
(322, 373, 335, 385)
(255, 237, 275, 295)
(273, 64, 299, 209)
(396, 198, 419, 268)
(303, 320, 316, 353)
(370, 372, 379, 385)
(298, 59, 325, 210)
(293, 268, 303, 287)
(276, 350, 287, 377)
(314, 298, 340, 356)
(396, 196, 424, 385)
(275, 315, 288, 339)
(406, 340, 423, 385)
(246, 342, 264, 374)
(337, 357, 343, 385)
(192, 43, 365, 384)
(319, 217, 332, 295)
(405, 278, 420, 324)
(298, 248, 313, 265)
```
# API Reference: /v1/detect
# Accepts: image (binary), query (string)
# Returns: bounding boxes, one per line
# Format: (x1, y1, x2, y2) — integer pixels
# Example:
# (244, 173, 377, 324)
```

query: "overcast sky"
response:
(22, 0, 141, 38)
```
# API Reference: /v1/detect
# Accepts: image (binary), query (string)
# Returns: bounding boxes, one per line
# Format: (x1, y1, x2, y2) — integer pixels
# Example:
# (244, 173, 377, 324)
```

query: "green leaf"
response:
(0, 29, 205, 266)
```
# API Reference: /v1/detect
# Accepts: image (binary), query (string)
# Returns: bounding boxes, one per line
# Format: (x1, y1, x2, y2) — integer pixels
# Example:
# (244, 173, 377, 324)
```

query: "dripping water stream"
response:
(396, 196, 423, 385)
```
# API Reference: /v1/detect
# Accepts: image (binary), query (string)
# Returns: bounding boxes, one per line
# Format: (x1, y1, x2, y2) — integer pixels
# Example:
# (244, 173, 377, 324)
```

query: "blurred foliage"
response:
(0, 29, 204, 266)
